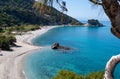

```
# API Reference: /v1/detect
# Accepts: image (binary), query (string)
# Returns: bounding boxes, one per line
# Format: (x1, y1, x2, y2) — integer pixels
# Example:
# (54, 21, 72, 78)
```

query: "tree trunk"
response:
(101, 0, 120, 79)
(104, 55, 120, 79)
(102, 0, 120, 38)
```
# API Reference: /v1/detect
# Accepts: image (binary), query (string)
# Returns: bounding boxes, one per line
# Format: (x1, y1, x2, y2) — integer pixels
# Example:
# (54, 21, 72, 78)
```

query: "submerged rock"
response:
(84, 19, 104, 26)
(51, 43, 70, 50)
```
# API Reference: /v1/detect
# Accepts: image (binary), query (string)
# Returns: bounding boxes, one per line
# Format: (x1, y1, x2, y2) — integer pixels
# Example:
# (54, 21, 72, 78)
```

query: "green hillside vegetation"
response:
(5, 25, 40, 34)
(0, 0, 83, 50)
(0, 24, 40, 34)
(0, 24, 40, 50)
(0, 0, 82, 28)
(53, 70, 104, 79)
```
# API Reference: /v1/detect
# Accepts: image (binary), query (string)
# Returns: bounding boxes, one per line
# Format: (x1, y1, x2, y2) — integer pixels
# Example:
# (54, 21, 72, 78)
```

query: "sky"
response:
(54, 0, 109, 21)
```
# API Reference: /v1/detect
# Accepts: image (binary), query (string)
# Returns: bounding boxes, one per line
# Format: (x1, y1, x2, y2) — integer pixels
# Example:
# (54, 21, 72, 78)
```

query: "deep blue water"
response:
(24, 21, 120, 79)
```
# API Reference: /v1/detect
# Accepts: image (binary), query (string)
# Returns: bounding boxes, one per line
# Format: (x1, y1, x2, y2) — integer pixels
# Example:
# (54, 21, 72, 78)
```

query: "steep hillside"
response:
(0, 0, 83, 27)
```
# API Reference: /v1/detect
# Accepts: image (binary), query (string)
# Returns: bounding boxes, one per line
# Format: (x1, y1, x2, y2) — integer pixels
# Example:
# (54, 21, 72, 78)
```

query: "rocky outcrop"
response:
(84, 19, 103, 26)
(51, 43, 70, 50)
(51, 43, 60, 49)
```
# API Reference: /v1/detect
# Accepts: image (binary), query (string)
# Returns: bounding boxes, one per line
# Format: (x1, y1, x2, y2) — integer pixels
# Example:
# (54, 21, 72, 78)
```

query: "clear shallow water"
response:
(24, 21, 120, 79)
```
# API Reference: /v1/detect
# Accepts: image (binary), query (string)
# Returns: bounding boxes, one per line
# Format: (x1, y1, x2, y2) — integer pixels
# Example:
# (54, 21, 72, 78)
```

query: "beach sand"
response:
(0, 26, 58, 79)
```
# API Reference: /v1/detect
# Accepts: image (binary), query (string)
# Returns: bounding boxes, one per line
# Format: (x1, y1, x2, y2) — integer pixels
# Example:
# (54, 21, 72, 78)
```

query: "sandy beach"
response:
(0, 26, 58, 79)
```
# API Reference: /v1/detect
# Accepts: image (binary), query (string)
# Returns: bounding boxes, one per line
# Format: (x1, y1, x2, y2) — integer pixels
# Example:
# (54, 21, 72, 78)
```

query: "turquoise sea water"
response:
(24, 21, 120, 79)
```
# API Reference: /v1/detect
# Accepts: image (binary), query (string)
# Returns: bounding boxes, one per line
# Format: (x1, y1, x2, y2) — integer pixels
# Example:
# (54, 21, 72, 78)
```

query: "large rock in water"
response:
(85, 19, 103, 26)
(51, 43, 70, 50)
(51, 43, 60, 49)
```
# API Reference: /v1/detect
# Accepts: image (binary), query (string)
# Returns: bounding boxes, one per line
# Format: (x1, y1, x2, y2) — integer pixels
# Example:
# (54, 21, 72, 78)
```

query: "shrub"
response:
(0, 35, 10, 50)
(53, 70, 104, 79)
(6, 35, 16, 46)
(0, 34, 16, 50)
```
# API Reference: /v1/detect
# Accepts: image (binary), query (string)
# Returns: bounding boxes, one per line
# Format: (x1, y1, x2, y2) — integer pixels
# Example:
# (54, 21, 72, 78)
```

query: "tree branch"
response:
(104, 54, 120, 79)
(89, 0, 103, 5)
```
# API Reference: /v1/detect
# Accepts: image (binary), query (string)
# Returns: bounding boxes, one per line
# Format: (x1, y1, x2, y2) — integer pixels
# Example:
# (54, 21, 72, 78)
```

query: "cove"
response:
(24, 21, 120, 79)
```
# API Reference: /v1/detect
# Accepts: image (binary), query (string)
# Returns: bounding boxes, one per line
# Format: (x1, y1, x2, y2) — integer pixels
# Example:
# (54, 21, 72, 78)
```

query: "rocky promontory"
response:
(84, 19, 104, 27)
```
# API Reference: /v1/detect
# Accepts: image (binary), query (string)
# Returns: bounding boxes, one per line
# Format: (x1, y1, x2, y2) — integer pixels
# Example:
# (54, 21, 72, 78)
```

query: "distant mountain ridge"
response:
(0, 0, 83, 27)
